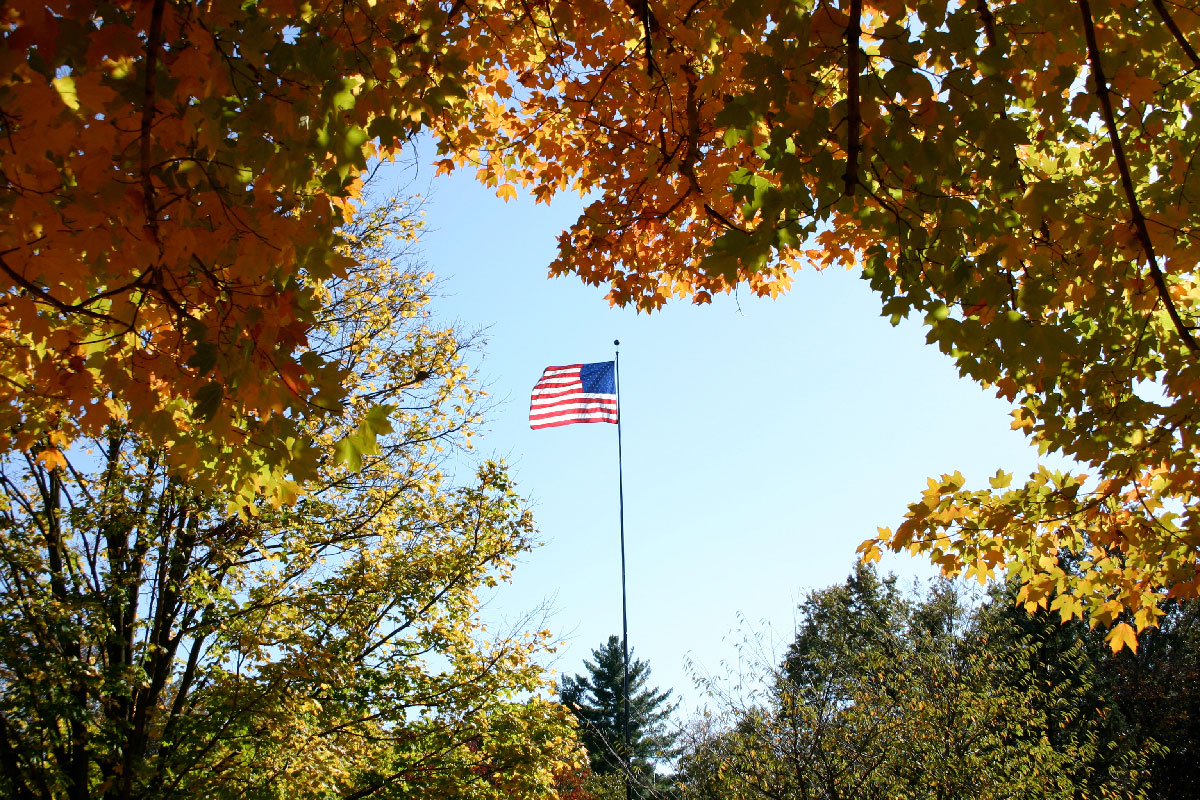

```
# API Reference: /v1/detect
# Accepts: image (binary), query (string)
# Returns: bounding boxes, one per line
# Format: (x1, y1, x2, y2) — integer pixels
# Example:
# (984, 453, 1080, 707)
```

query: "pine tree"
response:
(560, 636, 679, 782)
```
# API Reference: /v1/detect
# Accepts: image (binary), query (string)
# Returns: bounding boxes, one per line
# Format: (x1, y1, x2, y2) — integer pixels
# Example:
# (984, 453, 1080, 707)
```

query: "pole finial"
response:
(614, 339, 620, 346)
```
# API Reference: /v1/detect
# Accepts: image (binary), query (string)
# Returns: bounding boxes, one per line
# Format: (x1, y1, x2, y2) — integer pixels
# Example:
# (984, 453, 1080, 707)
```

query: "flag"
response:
(529, 362, 619, 429)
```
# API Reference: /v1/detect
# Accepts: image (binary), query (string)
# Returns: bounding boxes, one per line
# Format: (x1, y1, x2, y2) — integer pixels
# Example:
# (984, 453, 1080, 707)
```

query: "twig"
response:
(975, 0, 998, 48)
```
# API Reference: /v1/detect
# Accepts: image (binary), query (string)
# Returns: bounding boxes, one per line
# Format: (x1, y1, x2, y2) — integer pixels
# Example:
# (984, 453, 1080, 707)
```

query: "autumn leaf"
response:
(1106, 622, 1139, 654)
(35, 448, 68, 471)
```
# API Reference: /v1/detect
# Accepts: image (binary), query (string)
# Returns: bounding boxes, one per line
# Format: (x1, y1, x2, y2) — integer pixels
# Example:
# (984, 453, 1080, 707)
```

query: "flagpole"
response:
(614, 340, 632, 800)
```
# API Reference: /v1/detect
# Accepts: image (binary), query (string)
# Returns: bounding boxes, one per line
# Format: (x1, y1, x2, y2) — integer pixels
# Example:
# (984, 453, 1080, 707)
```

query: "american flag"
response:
(529, 362, 619, 429)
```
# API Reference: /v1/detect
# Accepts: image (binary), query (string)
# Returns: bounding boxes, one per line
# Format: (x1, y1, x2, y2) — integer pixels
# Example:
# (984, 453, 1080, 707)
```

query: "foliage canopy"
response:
(0, 198, 580, 799)
(6, 0, 1200, 636)
(677, 564, 1188, 800)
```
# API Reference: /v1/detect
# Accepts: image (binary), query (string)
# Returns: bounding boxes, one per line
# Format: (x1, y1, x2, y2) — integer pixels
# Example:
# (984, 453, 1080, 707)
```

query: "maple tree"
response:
(1, 0, 565, 499)
(7, 0, 1200, 638)
(0, 198, 582, 799)
(454, 0, 1200, 642)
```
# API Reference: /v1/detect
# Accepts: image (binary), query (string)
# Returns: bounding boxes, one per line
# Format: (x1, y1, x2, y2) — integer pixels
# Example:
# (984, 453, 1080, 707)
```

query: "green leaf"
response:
(186, 341, 219, 374)
(334, 405, 394, 471)
(192, 381, 224, 422)
(363, 403, 396, 436)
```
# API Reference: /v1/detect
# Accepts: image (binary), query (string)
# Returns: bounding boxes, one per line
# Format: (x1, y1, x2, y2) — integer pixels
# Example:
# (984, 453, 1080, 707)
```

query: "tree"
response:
(464, 0, 1200, 640)
(560, 636, 679, 790)
(9, 0, 1200, 635)
(678, 564, 1156, 800)
(981, 583, 1200, 800)
(3, 0, 466, 496)
(0, 0, 606, 497)
(0, 197, 582, 800)
(1107, 600, 1200, 799)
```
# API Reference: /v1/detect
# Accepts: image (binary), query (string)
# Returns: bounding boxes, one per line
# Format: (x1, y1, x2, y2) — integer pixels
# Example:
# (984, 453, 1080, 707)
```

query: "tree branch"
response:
(0, 714, 38, 800)
(843, 0, 863, 196)
(1150, 0, 1200, 71)
(620, 0, 659, 75)
(141, 0, 166, 245)
(1078, 0, 1199, 354)
(975, 0, 998, 48)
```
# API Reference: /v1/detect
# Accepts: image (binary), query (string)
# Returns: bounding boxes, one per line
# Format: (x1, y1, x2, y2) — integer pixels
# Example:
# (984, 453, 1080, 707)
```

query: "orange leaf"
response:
(37, 448, 68, 472)
(1106, 622, 1138, 654)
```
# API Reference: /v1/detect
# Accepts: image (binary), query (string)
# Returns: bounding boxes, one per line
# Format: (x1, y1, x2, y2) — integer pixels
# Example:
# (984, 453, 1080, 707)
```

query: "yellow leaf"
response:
(37, 448, 68, 471)
(1133, 606, 1157, 633)
(52, 76, 80, 111)
(1106, 622, 1138, 654)
(496, 183, 518, 202)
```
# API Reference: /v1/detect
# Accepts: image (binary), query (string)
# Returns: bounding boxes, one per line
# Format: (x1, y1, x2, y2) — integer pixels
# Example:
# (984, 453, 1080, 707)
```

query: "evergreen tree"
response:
(561, 636, 679, 783)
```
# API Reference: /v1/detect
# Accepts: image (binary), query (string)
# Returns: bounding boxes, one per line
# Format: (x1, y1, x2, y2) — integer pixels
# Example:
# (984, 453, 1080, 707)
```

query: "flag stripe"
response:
(530, 404, 618, 422)
(529, 362, 618, 430)
(530, 406, 620, 421)
(530, 415, 618, 430)
(529, 400, 619, 418)
(530, 391, 617, 406)
(533, 374, 581, 386)
(530, 387, 594, 401)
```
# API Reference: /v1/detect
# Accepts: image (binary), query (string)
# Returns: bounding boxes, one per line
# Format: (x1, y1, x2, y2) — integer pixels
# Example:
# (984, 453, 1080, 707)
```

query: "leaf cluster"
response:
(443, 0, 1200, 642)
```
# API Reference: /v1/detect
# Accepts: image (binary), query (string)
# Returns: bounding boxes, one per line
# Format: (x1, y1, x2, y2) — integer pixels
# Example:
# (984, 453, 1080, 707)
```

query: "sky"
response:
(379, 156, 1056, 717)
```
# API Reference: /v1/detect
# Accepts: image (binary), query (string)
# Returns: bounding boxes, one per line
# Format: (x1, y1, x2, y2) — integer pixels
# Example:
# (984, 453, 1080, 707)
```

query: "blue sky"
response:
(385, 158, 1052, 715)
